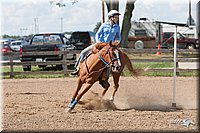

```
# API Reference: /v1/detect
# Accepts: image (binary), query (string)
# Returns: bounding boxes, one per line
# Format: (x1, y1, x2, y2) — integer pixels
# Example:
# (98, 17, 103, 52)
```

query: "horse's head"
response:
(98, 42, 121, 73)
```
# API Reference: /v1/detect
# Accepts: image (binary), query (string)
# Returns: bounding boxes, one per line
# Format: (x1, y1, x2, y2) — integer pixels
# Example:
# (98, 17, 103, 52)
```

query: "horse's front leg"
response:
(67, 78, 83, 112)
(67, 83, 93, 113)
(72, 78, 83, 100)
(76, 83, 93, 101)
(110, 73, 120, 101)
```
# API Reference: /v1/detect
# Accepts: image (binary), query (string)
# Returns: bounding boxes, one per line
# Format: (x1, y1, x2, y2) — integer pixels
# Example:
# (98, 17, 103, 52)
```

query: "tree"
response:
(104, 0, 119, 12)
(51, 0, 136, 47)
(93, 21, 102, 33)
(49, 0, 78, 7)
(104, 0, 135, 47)
(120, 0, 135, 48)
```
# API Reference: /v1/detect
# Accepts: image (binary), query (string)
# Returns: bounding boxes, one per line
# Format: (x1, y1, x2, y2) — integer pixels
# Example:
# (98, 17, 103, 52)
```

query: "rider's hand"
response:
(113, 40, 120, 46)
(91, 46, 99, 54)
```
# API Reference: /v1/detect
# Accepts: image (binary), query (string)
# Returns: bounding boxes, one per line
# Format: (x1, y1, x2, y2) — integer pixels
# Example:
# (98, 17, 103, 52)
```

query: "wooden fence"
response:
(1, 48, 199, 78)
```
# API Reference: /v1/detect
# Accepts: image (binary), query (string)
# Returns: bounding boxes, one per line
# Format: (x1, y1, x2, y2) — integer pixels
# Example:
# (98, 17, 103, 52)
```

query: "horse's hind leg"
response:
(101, 85, 110, 97)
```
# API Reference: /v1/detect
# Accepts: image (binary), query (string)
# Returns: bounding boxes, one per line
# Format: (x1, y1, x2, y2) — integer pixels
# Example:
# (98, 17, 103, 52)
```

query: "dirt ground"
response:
(2, 76, 199, 132)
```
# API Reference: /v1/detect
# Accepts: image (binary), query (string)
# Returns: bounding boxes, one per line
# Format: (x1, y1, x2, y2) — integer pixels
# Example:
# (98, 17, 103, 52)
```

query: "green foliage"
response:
(93, 21, 102, 33)
(1, 34, 21, 40)
(49, 0, 78, 7)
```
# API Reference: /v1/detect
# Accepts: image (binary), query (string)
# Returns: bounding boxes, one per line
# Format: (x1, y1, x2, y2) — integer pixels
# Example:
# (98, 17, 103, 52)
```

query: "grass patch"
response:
(1, 61, 198, 79)
(133, 62, 173, 69)
(1, 52, 198, 78)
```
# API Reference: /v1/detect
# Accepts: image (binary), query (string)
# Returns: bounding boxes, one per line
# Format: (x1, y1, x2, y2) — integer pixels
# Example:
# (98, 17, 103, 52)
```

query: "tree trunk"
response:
(105, 0, 119, 13)
(120, 1, 135, 48)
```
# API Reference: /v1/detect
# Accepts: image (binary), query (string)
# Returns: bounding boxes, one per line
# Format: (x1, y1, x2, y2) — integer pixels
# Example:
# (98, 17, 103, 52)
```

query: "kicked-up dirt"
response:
(2, 76, 199, 132)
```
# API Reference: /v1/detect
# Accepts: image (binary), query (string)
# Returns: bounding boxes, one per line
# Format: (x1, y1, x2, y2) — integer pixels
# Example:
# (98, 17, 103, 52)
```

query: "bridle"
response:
(98, 45, 120, 67)
(85, 45, 121, 78)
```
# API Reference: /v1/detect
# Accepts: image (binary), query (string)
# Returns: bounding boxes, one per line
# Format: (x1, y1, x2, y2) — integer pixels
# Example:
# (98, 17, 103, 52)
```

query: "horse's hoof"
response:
(66, 107, 72, 113)
(110, 96, 114, 102)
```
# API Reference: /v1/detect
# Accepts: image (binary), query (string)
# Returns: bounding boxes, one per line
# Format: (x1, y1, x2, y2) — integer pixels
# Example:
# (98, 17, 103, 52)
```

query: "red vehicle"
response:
(0, 39, 12, 53)
(161, 32, 199, 49)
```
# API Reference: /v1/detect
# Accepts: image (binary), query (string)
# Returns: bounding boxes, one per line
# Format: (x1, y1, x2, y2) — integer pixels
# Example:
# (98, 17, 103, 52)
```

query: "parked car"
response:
(161, 32, 199, 49)
(20, 33, 76, 71)
(9, 40, 29, 52)
(0, 38, 15, 44)
(0, 44, 11, 53)
(68, 31, 96, 50)
(0, 39, 15, 53)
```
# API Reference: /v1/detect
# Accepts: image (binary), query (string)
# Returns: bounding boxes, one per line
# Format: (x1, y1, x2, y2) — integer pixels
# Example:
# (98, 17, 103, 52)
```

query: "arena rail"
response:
(1, 49, 199, 78)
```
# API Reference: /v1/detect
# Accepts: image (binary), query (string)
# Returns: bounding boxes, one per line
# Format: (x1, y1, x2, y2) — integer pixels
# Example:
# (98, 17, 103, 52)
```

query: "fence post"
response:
(176, 61, 180, 76)
(172, 26, 177, 108)
(62, 50, 68, 76)
(9, 52, 14, 78)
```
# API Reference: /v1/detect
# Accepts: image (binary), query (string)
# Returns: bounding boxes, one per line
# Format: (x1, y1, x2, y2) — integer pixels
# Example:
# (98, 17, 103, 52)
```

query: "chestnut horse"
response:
(66, 42, 139, 112)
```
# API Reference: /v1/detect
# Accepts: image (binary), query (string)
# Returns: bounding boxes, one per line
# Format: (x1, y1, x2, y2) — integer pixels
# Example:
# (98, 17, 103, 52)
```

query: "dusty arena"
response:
(3, 76, 199, 132)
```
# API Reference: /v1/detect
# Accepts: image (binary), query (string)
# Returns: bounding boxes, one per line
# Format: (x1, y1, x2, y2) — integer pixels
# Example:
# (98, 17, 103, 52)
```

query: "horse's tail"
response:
(123, 52, 140, 77)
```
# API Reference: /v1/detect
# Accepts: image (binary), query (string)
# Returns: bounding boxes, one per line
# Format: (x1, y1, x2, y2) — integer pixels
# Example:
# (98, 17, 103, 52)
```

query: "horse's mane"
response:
(91, 42, 109, 54)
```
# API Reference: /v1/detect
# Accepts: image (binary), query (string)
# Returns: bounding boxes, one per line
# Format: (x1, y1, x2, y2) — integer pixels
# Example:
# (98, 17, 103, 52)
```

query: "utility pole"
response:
(61, 17, 63, 32)
(34, 18, 37, 34)
(189, 0, 192, 25)
(24, 28, 27, 36)
(34, 18, 39, 34)
(20, 28, 23, 36)
(187, 0, 195, 26)
(102, 0, 105, 23)
(20, 28, 28, 36)
(197, 1, 200, 42)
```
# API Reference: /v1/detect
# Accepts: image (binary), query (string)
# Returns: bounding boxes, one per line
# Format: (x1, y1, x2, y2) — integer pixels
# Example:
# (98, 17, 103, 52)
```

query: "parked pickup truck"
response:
(20, 33, 76, 71)
(161, 32, 199, 49)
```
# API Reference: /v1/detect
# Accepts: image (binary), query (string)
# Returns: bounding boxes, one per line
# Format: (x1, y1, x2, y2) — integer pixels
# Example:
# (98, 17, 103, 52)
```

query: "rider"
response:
(71, 10, 121, 76)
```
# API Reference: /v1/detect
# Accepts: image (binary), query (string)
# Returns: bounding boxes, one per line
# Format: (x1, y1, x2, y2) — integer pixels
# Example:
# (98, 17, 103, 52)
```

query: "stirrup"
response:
(71, 69, 79, 75)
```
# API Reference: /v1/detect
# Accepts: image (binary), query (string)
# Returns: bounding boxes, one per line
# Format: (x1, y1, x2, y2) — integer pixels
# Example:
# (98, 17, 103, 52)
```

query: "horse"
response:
(66, 42, 139, 112)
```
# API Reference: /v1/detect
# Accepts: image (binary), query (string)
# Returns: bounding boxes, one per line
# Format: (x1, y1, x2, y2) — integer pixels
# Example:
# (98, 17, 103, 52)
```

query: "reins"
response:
(98, 46, 120, 65)
(85, 46, 117, 77)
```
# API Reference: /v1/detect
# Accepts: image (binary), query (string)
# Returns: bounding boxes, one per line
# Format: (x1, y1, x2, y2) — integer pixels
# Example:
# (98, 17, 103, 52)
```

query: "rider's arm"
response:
(91, 43, 99, 54)
(114, 26, 121, 46)
(95, 23, 105, 42)
(91, 43, 108, 54)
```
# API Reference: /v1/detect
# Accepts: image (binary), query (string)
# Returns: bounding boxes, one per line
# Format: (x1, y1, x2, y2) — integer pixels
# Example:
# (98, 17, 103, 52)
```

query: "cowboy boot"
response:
(70, 67, 79, 75)
(99, 80, 110, 88)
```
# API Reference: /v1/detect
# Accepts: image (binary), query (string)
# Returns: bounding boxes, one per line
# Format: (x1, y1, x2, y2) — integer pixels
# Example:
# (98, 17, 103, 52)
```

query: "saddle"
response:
(83, 51, 110, 89)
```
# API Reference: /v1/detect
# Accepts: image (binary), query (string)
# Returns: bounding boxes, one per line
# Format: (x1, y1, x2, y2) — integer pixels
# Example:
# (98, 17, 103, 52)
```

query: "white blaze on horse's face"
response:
(114, 49, 121, 66)
(111, 49, 121, 72)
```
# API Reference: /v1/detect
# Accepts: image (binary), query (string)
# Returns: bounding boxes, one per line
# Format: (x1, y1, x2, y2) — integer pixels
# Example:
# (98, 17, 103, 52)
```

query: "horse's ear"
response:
(109, 41, 114, 47)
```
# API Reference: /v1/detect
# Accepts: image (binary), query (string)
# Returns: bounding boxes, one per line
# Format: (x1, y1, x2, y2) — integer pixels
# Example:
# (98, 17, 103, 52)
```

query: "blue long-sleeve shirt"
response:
(95, 22, 121, 43)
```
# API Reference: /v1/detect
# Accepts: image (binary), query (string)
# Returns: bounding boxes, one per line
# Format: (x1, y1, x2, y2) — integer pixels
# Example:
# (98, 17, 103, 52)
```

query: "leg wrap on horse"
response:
(68, 99, 78, 109)
(70, 98, 74, 104)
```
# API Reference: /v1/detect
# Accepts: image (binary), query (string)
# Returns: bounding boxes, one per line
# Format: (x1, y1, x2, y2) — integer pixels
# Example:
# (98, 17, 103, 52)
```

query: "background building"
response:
(162, 25, 197, 38)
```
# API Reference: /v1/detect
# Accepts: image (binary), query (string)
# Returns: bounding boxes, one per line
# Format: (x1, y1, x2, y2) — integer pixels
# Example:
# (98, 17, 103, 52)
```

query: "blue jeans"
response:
(74, 44, 96, 68)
